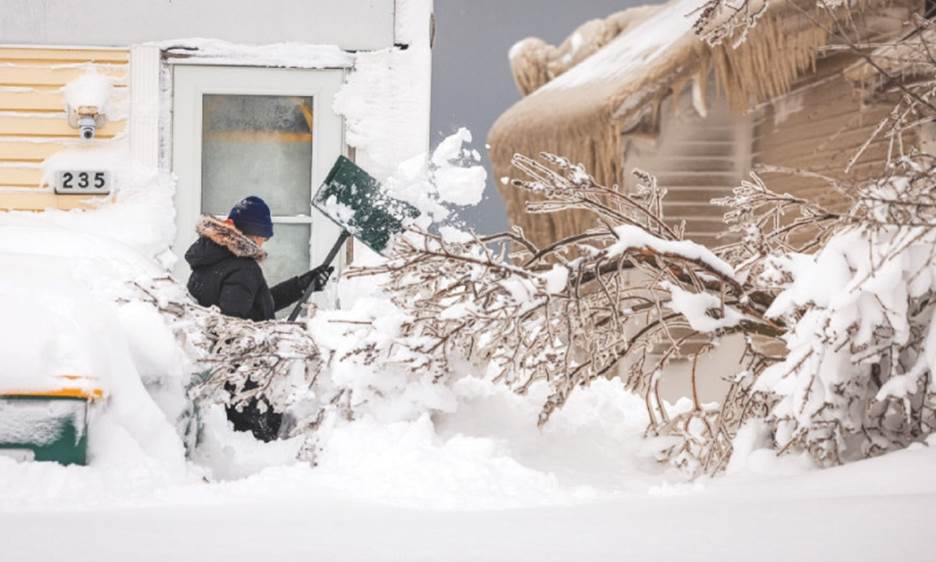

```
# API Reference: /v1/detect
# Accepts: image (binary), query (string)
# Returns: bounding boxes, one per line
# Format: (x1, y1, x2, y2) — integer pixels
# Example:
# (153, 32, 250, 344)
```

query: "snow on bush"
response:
(749, 157, 936, 465)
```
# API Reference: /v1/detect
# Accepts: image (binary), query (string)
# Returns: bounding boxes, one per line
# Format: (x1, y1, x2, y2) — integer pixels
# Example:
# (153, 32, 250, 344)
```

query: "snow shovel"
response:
(287, 156, 419, 321)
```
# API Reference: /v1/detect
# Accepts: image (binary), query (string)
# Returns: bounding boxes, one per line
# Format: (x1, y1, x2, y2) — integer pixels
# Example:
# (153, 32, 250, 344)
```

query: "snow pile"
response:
(662, 281, 742, 332)
(310, 292, 458, 425)
(0, 244, 189, 473)
(333, 47, 430, 181)
(191, 405, 306, 481)
(61, 68, 114, 112)
(310, 413, 584, 509)
(0, 131, 190, 472)
(27, 140, 178, 265)
(539, 0, 704, 92)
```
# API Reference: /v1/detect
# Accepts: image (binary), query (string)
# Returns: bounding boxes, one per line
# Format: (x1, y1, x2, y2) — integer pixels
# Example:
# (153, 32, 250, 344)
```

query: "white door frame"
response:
(171, 65, 346, 283)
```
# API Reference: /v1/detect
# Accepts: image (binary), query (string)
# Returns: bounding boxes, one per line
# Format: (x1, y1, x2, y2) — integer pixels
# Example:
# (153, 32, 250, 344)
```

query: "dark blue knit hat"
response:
(228, 196, 274, 238)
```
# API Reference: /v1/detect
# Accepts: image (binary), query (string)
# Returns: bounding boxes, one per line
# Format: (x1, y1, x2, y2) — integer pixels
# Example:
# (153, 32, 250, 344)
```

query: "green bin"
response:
(0, 393, 93, 465)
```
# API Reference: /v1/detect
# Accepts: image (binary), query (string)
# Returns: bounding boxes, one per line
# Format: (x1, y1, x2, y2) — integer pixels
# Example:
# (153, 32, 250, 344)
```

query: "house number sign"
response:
(53, 170, 111, 195)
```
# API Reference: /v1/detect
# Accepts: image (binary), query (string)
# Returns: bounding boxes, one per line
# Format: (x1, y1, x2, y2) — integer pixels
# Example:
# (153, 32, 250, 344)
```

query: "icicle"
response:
(691, 63, 709, 118)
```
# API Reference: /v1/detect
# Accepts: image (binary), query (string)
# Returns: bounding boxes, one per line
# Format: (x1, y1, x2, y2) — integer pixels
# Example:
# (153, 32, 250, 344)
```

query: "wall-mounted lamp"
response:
(67, 105, 106, 141)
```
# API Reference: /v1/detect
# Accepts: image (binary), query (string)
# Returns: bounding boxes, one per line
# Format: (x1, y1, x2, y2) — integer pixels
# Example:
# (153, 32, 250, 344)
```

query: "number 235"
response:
(62, 172, 105, 189)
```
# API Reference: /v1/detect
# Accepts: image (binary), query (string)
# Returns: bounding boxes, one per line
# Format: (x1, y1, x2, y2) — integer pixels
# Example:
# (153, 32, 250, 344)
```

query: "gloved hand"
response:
(299, 265, 334, 292)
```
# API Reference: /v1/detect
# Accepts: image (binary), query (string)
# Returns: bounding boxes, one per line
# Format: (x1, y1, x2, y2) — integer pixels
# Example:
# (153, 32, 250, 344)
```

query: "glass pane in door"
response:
(201, 94, 314, 217)
(260, 223, 312, 289)
(200, 94, 314, 288)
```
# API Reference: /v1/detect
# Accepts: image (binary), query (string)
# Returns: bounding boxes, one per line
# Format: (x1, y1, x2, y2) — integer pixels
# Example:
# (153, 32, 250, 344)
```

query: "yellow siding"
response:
(753, 53, 898, 214)
(0, 141, 69, 161)
(0, 65, 128, 87)
(0, 46, 129, 211)
(0, 90, 69, 112)
(0, 167, 42, 187)
(0, 47, 128, 64)
(0, 115, 126, 137)
(0, 190, 102, 211)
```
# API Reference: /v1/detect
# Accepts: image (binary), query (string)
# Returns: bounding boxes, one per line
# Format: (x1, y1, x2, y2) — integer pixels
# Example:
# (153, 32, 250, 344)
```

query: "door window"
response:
(201, 94, 314, 285)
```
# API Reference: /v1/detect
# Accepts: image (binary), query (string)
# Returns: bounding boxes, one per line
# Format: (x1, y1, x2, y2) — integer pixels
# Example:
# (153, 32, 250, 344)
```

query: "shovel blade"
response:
(313, 156, 419, 255)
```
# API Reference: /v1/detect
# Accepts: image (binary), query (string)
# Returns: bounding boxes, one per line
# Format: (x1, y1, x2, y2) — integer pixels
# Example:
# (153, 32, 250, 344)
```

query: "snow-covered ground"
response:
(2, 419, 935, 561)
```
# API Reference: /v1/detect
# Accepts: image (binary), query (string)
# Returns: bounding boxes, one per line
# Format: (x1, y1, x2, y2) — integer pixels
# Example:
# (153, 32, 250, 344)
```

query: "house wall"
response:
(644, 53, 914, 398)
(0, 0, 395, 51)
(0, 0, 431, 215)
(0, 46, 129, 211)
(754, 53, 900, 212)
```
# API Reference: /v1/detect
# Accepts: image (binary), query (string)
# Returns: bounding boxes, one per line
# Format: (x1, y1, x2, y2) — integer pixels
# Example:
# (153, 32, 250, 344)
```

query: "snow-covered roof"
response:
(537, 0, 701, 94)
(487, 0, 885, 248)
(489, 0, 712, 212)
(507, 4, 666, 95)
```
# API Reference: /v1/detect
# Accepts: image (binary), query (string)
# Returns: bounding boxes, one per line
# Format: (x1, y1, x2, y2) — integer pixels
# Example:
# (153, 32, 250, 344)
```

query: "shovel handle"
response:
(287, 230, 351, 322)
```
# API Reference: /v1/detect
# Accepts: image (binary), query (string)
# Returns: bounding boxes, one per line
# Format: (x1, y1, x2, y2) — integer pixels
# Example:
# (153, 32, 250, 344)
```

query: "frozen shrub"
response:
(351, 152, 936, 476)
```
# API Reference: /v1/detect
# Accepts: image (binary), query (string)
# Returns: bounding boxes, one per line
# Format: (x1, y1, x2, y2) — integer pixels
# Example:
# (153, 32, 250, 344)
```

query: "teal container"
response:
(0, 395, 90, 465)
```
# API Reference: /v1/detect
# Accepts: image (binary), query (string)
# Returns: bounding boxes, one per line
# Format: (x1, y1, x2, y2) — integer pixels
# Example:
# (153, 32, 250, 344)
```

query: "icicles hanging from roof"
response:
(710, 11, 831, 111)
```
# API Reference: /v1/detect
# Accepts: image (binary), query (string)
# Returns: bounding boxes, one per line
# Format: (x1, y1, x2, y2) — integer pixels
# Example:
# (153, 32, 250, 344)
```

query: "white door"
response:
(171, 65, 345, 305)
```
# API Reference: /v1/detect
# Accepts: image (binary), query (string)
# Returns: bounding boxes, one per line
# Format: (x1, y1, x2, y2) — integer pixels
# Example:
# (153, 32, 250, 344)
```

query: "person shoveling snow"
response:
(183, 159, 418, 443)
(185, 195, 332, 441)
(186, 196, 333, 322)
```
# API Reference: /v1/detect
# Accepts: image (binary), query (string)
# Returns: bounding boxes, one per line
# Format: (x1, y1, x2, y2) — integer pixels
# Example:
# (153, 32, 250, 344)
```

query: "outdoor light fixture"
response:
(67, 105, 106, 141)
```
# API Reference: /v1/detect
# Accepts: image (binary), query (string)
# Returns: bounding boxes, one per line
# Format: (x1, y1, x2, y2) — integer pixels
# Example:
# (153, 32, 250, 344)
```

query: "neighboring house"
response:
(488, 0, 925, 250)
(489, 0, 927, 398)
(0, 0, 434, 288)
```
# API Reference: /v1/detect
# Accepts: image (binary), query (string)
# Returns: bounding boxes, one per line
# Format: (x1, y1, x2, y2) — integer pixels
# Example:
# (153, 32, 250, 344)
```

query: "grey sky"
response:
(430, 0, 641, 233)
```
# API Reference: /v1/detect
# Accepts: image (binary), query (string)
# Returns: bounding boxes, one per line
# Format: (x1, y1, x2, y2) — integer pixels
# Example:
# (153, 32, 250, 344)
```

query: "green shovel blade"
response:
(313, 156, 420, 255)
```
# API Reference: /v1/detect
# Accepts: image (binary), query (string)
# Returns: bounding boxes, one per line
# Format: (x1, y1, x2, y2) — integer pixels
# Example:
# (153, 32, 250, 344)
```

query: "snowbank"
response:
(0, 152, 189, 472)
(333, 44, 430, 181)
(0, 237, 189, 473)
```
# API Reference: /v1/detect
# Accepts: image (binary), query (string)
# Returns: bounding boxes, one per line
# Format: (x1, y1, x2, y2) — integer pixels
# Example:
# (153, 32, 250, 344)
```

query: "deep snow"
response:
(2, 438, 935, 562)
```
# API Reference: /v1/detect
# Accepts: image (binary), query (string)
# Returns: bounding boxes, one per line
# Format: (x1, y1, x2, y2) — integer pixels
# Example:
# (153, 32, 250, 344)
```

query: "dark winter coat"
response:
(185, 216, 305, 321)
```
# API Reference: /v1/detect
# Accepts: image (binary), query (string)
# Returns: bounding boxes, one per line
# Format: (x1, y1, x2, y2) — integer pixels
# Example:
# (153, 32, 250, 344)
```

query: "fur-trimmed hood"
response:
(190, 215, 266, 263)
